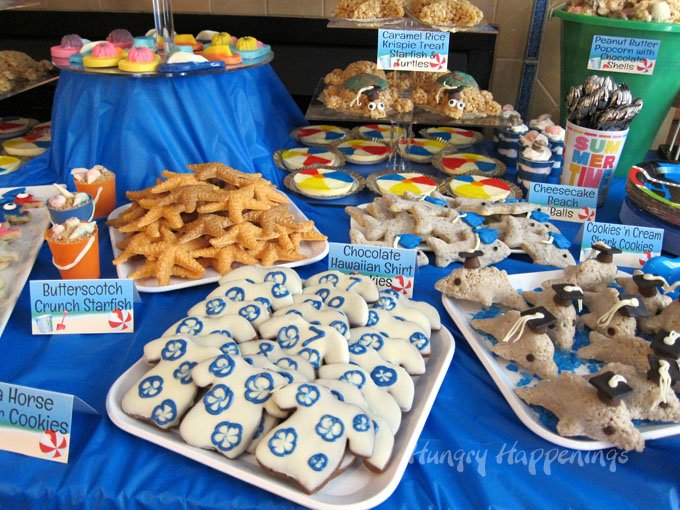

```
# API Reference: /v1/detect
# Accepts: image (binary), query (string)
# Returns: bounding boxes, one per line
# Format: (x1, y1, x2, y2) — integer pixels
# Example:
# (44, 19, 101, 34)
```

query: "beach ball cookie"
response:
(373, 172, 438, 196)
(435, 153, 504, 177)
(446, 174, 518, 201)
(336, 139, 390, 165)
(2, 134, 50, 156)
(397, 138, 447, 163)
(0, 116, 33, 139)
(118, 46, 160, 72)
(0, 156, 20, 175)
(289, 168, 358, 198)
(357, 124, 405, 144)
(292, 125, 349, 147)
(421, 127, 482, 148)
(277, 147, 341, 171)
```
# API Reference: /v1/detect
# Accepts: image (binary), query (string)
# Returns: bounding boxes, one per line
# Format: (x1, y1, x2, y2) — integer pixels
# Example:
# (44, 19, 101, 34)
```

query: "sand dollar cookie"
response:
(293, 125, 349, 147)
(278, 147, 341, 171)
(2, 134, 50, 156)
(397, 138, 447, 163)
(436, 153, 504, 177)
(421, 126, 482, 148)
(336, 139, 390, 165)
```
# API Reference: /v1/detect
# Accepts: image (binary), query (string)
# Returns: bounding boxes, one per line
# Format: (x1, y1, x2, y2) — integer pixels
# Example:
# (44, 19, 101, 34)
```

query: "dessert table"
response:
(0, 65, 678, 509)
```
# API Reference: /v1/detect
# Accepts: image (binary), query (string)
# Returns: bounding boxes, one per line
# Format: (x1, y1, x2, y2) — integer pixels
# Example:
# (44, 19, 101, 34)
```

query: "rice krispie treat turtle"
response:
(410, 0, 484, 26)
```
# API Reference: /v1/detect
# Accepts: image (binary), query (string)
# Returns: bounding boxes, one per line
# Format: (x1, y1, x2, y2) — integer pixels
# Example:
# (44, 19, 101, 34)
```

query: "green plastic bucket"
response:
(553, 8, 680, 177)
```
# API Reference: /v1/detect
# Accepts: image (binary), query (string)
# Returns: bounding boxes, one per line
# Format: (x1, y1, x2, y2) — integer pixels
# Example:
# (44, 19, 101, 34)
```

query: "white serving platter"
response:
(442, 269, 680, 450)
(108, 200, 330, 293)
(106, 327, 455, 509)
(0, 185, 52, 338)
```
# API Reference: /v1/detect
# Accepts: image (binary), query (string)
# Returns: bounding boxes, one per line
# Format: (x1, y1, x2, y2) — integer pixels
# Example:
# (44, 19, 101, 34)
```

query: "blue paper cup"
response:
(48, 196, 95, 224)
(496, 128, 524, 167)
(517, 154, 554, 190)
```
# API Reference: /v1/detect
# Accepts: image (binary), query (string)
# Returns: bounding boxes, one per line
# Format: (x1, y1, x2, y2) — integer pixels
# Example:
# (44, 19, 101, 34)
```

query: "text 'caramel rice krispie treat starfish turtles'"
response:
(107, 163, 327, 286)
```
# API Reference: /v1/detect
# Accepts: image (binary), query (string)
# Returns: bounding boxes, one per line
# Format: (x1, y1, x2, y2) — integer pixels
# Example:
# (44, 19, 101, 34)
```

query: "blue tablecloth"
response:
(0, 67, 678, 509)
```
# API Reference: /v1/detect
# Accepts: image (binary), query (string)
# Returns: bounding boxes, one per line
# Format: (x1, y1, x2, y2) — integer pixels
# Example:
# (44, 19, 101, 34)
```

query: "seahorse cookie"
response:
(206, 279, 294, 311)
(303, 285, 369, 327)
(318, 363, 402, 434)
(218, 265, 303, 295)
(314, 379, 394, 472)
(188, 298, 270, 327)
(162, 314, 257, 343)
(577, 331, 653, 372)
(594, 363, 680, 424)
(436, 266, 527, 309)
(375, 288, 441, 330)
(516, 372, 645, 451)
(255, 383, 376, 494)
(273, 303, 350, 338)
(122, 336, 221, 429)
(471, 309, 558, 379)
(581, 289, 648, 339)
(365, 309, 431, 356)
(179, 354, 290, 458)
(257, 315, 350, 369)
(349, 327, 425, 375)
(522, 284, 583, 350)
(304, 270, 379, 303)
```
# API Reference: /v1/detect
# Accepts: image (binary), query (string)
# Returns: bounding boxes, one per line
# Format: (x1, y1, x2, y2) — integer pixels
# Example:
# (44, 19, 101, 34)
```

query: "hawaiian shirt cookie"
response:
(349, 327, 425, 375)
(375, 288, 441, 331)
(365, 309, 430, 356)
(121, 336, 221, 429)
(303, 285, 370, 327)
(304, 270, 379, 303)
(238, 340, 316, 380)
(163, 314, 257, 343)
(218, 265, 303, 294)
(206, 279, 294, 311)
(273, 303, 350, 338)
(255, 382, 376, 494)
(188, 298, 270, 327)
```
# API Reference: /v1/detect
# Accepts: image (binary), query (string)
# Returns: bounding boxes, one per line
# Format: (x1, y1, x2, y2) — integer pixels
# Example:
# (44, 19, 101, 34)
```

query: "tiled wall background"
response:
(22, 0, 673, 141)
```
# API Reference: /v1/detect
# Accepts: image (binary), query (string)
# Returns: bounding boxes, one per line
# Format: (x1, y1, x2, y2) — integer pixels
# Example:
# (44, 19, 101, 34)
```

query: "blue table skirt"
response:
(0, 69, 678, 509)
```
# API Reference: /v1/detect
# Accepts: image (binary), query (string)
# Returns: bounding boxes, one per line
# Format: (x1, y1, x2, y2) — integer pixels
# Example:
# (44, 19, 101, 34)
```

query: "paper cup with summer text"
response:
(45, 225, 100, 280)
(560, 121, 628, 207)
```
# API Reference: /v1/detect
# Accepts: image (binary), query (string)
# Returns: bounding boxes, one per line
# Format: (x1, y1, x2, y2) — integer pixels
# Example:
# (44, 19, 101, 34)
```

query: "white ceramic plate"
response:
(106, 327, 455, 509)
(441, 269, 680, 450)
(0, 185, 52, 337)
(108, 201, 330, 293)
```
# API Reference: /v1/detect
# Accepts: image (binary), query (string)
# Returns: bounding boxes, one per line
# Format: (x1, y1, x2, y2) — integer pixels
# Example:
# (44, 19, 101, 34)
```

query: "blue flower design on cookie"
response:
(348, 343, 368, 355)
(209, 356, 236, 377)
(353, 413, 371, 432)
(220, 341, 240, 356)
(173, 361, 197, 384)
(357, 332, 384, 350)
(244, 373, 275, 403)
(224, 287, 245, 301)
(366, 310, 379, 327)
(299, 348, 321, 368)
(308, 453, 329, 472)
(138, 375, 164, 398)
(151, 399, 176, 426)
(319, 273, 340, 285)
(258, 342, 276, 356)
(330, 389, 345, 401)
(209, 329, 233, 337)
(278, 325, 300, 349)
(410, 332, 430, 351)
(327, 296, 345, 309)
(271, 283, 290, 298)
(340, 370, 366, 389)
(304, 298, 322, 310)
(205, 298, 226, 316)
(315, 414, 345, 442)
(275, 357, 298, 371)
(161, 339, 187, 360)
(375, 296, 397, 311)
(204, 384, 234, 415)
(295, 384, 320, 407)
(371, 366, 397, 387)
(176, 318, 203, 336)
(238, 304, 261, 322)
(269, 427, 298, 457)
(330, 320, 348, 336)
(255, 297, 271, 310)
(265, 270, 288, 285)
(211, 421, 243, 452)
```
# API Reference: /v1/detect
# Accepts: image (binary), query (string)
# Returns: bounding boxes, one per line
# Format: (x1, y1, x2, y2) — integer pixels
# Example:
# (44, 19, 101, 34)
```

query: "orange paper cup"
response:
(74, 174, 117, 219)
(45, 225, 100, 279)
